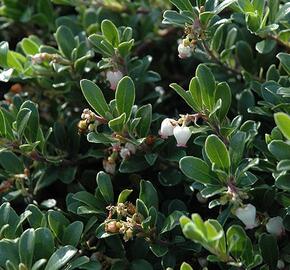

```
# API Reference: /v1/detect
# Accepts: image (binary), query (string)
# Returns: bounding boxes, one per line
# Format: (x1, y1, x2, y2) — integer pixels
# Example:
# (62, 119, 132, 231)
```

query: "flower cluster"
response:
(160, 118, 192, 147)
(78, 108, 106, 134)
(31, 53, 70, 65)
(103, 142, 137, 174)
(160, 114, 204, 147)
(235, 204, 285, 236)
(105, 202, 146, 241)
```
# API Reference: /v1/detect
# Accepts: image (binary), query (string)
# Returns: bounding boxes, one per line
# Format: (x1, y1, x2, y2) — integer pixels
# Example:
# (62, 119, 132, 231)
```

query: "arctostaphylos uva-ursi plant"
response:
(0, 0, 290, 269)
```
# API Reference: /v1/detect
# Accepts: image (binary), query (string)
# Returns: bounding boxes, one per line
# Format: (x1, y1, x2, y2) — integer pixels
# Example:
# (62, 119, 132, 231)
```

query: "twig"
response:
(268, 35, 290, 52)
(201, 41, 263, 82)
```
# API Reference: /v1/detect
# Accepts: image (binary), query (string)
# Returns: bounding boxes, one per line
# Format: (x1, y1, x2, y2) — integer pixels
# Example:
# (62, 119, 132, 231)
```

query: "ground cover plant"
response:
(0, 0, 290, 269)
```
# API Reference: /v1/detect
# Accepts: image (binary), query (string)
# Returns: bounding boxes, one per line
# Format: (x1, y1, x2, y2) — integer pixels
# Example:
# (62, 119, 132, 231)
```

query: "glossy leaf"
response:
(44, 246, 77, 270)
(205, 135, 230, 171)
(115, 76, 135, 121)
(179, 156, 219, 185)
(80, 79, 110, 118)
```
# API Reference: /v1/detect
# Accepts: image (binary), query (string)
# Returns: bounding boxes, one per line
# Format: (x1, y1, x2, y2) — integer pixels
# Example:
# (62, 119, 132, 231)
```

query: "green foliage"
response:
(0, 0, 290, 269)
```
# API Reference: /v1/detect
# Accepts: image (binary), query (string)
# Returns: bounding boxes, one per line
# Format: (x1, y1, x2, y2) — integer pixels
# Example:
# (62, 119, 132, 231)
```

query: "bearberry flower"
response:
(277, 260, 285, 269)
(266, 216, 285, 236)
(235, 204, 258, 229)
(159, 118, 175, 139)
(178, 43, 192, 59)
(106, 70, 123, 90)
(103, 159, 116, 175)
(125, 142, 136, 154)
(173, 125, 191, 147)
(120, 147, 131, 159)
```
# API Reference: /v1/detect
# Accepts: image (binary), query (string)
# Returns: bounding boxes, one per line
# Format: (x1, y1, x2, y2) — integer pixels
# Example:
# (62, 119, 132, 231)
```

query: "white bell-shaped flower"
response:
(159, 118, 175, 139)
(277, 260, 285, 269)
(266, 216, 285, 236)
(235, 204, 258, 229)
(125, 142, 136, 154)
(178, 43, 192, 59)
(103, 159, 116, 175)
(106, 70, 123, 90)
(173, 125, 191, 147)
(120, 148, 131, 160)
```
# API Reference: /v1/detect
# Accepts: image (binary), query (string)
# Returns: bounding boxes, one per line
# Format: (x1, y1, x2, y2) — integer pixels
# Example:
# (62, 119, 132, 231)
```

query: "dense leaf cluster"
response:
(0, 0, 290, 269)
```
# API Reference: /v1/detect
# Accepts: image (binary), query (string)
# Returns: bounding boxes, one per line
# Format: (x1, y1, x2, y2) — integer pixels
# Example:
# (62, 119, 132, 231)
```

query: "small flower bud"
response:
(196, 192, 207, 204)
(178, 43, 192, 59)
(88, 124, 95, 132)
(120, 147, 131, 159)
(77, 120, 88, 133)
(173, 125, 191, 147)
(145, 135, 156, 145)
(125, 142, 136, 154)
(105, 221, 119, 233)
(198, 257, 207, 267)
(10, 83, 22, 93)
(31, 53, 50, 64)
(235, 204, 258, 229)
(103, 159, 116, 175)
(127, 203, 136, 215)
(112, 143, 121, 152)
(124, 228, 133, 241)
(106, 70, 123, 90)
(159, 118, 175, 139)
(132, 213, 143, 224)
(277, 260, 285, 269)
(266, 216, 285, 236)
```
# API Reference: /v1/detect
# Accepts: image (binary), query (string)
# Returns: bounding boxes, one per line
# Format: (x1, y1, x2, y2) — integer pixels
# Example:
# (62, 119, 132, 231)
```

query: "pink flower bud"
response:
(235, 204, 258, 229)
(159, 118, 175, 139)
(173, 125, 191, 147)
(178, 43, 192, 59)
(120, 148, 131, 159)
(106, 70, 123, 90)
(266, 216, 285, 236)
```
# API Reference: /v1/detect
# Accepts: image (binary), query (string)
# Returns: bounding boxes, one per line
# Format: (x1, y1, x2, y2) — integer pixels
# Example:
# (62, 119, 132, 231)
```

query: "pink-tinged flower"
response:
(178, 43, 192, 59)
(266, 216, 285, 236)
(125, 142, 136, 154)
(235, 204, 258, 229)
(120, 147, 131, 160)
(173, 125, 191, 147)
(106, 70, 123, 90)
(103, 159, 116, 174)
(159, 118, 175, 139)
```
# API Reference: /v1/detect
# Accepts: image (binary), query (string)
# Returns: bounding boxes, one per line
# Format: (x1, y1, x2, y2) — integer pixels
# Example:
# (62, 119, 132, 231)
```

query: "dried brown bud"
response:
(145, 135, 156, 145)
(24, 168, 30, 177)
(127, 203, 136, 215)
(132, 213, 143, 224)
(10, 83, 22, 93)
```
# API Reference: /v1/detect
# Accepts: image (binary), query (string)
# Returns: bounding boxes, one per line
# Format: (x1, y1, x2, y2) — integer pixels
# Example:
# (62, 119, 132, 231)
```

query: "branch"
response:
(201, 41, 263, 82)
(268, 35, 290, 52)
